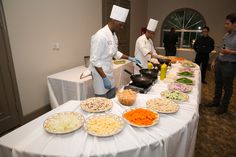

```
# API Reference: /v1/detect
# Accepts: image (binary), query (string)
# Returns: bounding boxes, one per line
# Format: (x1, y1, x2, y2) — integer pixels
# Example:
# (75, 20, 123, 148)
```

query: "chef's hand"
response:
(102, 77, 112, 89)
(128, 56, 141, 64)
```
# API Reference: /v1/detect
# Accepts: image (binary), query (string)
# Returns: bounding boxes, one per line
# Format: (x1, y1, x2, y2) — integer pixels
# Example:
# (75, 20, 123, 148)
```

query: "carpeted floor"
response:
(194, 68, 236, 157)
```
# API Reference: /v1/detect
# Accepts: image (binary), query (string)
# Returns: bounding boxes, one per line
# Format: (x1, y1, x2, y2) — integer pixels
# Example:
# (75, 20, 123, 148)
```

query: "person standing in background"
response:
(134, 18, 159, 74)
(207, 13, 236, 114)
(193, 26, 215, 84)
(89, 5, 140, 99)
(163, 27, 178, 56)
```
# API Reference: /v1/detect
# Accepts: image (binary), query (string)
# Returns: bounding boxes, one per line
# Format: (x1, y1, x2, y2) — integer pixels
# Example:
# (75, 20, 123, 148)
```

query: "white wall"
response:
(147, 0, 236, 47)
(3, 0, 102, 115)
(130, 0, 147, 55)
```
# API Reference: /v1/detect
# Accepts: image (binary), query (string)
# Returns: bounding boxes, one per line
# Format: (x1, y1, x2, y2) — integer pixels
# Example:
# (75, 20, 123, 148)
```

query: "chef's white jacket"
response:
(89, 25, 123, 95)
(134, 34, 157, 73)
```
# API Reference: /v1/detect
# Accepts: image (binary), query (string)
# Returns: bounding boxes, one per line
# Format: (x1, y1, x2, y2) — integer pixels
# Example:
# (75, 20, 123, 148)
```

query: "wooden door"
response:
(102, 0, 130, 55)
(0, 0, 22, 135)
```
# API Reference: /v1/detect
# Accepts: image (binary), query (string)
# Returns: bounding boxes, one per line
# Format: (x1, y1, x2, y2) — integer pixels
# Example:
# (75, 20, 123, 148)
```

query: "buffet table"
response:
(156, 47, 217, 62)
(47, 60, 133, 108)
(0, 62, 201, 157)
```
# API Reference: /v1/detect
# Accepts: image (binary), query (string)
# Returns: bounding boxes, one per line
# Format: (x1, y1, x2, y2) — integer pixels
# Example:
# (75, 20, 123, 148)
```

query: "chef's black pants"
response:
(95, 87, 116, 99)
(194, 53, 209, 82)
(213, 61, 236, 108)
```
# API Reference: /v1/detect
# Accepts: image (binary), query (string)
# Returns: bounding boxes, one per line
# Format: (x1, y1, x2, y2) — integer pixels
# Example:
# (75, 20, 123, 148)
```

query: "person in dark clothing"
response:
(206, 13, 236, 114)
(163, 27, 178, 56)
(193, 26, 215, 84)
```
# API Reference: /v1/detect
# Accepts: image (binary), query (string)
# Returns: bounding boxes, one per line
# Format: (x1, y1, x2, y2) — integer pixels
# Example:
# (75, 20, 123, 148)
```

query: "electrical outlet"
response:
(52, 42, 60, 51)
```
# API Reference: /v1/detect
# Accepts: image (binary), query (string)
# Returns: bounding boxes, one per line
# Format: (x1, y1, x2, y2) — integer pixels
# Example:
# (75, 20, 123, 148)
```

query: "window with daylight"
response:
(161, 8, 206, 48)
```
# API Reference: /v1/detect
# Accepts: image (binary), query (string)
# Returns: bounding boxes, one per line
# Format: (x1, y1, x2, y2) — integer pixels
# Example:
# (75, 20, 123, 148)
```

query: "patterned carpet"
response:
(194, 68, 236, 157)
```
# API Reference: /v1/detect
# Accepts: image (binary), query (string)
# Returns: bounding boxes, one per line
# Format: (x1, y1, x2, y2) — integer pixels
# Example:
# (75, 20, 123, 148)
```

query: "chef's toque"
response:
(147, 18, 158, 32)
(110, 5, 129, 22)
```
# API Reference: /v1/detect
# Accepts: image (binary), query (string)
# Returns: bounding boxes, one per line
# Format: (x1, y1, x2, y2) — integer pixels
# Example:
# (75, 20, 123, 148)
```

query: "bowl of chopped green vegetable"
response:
(176, 77, 194, 85)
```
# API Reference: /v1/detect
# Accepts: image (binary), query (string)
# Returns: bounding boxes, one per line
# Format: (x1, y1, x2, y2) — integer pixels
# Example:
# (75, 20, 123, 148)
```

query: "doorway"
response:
(0, 0, 22, 135)
(102, 0, 130, 55)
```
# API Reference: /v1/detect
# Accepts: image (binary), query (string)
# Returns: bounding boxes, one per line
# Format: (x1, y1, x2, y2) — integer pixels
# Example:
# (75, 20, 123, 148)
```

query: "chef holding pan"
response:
(89, 5, 140, 99)
(134, 18, 159, 74)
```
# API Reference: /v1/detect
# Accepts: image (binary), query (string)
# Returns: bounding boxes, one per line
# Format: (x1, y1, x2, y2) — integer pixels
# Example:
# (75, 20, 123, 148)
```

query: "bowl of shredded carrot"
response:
(167, 56, 185, 63)
(122, 108, 159, 127)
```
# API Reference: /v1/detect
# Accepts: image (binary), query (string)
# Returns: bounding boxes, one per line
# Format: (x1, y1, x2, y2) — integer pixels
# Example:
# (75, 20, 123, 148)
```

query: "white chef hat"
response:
(110, 5, 129, 23)
(147, 18, 159, 32)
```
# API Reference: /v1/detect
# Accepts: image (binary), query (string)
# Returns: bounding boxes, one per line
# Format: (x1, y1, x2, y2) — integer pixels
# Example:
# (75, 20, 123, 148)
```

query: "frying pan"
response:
(124, 69, 153, 88)
(136, 64, 159, 79)
(153, 63, 161, 70)
(157, 58, 171, 66)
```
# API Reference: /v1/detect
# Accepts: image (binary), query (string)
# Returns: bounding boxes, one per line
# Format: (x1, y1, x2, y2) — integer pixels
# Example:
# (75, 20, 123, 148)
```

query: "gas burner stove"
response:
(124, 82, 153, 94)
(152, 78, 158, 84)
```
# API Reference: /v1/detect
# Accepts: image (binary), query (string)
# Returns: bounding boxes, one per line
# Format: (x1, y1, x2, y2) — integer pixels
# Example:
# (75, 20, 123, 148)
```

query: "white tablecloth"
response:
(47, 60, 134, 108)
(156, 46, 216, 62)
(0, 63, 201, 157)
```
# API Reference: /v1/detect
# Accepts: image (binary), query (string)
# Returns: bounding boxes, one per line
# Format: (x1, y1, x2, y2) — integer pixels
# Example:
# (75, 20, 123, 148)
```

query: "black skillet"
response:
(135, 64, 159, 80)
(124, 69, 153, 88)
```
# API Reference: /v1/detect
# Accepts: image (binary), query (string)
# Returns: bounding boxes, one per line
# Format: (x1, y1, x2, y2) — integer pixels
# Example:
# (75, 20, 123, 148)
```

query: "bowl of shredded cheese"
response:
(84, 113, 124, 137)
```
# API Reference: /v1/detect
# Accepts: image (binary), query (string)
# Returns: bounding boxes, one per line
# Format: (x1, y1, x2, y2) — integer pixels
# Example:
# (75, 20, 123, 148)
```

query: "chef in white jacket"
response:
(134, 18, 159, 74)
(89, 5, 140, 98)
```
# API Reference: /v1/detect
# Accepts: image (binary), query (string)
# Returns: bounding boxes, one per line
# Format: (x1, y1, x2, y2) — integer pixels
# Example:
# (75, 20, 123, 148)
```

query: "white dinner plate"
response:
(123, 107, 159, 128)
(80, 97, 113, 113)
(43, 112, 84, 134)
(84, 113, 124, 137)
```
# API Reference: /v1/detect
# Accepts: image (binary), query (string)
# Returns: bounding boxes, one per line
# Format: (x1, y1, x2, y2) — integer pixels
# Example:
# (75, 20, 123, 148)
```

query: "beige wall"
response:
(130, 0, 148, 54)
(3, 0, 102, 115)
(147, 0, 236, 47)
(2, 0, 147, 116)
